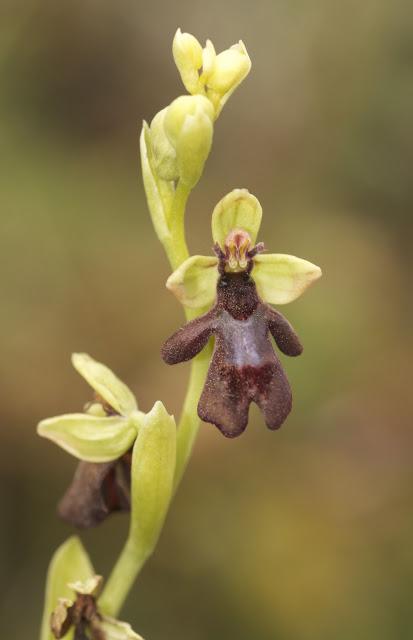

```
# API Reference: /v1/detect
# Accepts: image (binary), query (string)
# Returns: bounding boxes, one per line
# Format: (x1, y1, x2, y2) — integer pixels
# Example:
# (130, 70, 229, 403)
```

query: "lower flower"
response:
(58, 453, 132, 529)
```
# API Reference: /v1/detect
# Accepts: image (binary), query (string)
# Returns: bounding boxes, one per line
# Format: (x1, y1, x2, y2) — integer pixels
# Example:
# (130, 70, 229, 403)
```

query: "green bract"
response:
(37, 353, 145, 463)
(44, 540, 144, 640)
(129, 401, 176, 556)
(40, 536, 94, 640)
(140, 121, 173, 247)
(166, 188, 322, 309)
(99, 401, 176, 616)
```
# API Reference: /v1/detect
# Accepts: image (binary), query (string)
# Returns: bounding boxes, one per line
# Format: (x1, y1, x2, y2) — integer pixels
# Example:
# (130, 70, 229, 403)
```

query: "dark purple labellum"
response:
(162, 271, 303, 438)
(58, 453, 131, 528)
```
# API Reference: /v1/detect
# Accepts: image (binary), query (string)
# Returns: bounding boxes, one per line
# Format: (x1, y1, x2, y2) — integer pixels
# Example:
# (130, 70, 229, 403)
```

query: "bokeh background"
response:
(1, 1, 412, 638)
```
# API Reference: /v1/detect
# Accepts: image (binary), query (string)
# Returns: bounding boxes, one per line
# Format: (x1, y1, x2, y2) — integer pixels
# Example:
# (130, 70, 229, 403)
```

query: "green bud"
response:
(172, 28, 203, 95)
(129, 401, 176, 556)
(164, 95, 214, 188)
(149, 108, 179, 181)
(206, 41, 251, 114)
(40, 537, 94, 640)
(37, 413, 141, 462)
(200, 39, 216, 82)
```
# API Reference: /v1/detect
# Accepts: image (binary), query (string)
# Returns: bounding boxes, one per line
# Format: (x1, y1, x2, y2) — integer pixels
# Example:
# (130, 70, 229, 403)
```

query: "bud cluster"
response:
(140, 29, 251, 264)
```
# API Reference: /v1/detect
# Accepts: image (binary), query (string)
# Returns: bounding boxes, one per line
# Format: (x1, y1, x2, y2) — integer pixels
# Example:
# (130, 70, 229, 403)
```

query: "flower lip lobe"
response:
(162, 271, 302, 437)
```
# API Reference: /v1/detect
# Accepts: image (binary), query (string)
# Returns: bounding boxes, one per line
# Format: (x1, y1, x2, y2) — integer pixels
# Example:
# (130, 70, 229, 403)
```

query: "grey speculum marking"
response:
(162, 271, 303, 438)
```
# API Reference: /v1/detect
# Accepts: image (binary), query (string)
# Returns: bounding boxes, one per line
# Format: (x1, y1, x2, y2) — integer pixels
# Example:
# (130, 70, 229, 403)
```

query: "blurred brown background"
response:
(1, 0, 412, 638)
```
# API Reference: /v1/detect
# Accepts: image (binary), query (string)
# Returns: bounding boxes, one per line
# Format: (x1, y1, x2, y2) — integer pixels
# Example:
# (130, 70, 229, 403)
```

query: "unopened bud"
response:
(164, 95, 214, 188)
(206, 41, 251, 114)
(149, 108, 179, 181)
(172, 28, 203, 94)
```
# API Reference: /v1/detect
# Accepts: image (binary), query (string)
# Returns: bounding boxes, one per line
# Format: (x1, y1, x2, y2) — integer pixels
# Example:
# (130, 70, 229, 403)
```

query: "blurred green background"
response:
(1, 0, 412, 638)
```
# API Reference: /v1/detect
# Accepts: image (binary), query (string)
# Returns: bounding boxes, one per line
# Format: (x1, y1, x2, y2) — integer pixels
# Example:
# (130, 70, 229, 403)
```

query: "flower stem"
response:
(100, 180, 210, 615)
(99, 539, 149, 617)
(173, 337, 212, 490)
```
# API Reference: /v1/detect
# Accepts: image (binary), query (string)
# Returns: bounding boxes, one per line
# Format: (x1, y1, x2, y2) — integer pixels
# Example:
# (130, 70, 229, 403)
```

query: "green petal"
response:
(253, 254, 322, 304)
(37, 413, 140, 462)
(100, 616, 144, 640)
(211, 189, 262, 247)
(72, 353, 137, 416)
(166, 255, 218, 309)
(40, 536, 94, 640)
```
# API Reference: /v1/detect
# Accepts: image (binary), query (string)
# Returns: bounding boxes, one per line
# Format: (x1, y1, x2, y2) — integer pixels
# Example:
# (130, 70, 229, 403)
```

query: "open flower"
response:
(162, 189, 322, 438)
(37, 354, 175, 529)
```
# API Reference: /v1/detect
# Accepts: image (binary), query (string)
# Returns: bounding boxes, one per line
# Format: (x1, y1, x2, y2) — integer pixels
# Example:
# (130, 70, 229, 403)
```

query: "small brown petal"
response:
(58, 455, 131, 529)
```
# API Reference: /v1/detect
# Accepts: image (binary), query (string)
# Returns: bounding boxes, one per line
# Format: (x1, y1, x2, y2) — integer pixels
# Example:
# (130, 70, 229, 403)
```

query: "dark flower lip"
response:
(162, 272, 302, 437)
(58, 453, 131, 529)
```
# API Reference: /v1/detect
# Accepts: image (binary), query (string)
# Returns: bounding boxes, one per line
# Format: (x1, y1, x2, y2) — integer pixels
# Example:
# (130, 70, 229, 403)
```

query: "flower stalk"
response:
(37, 26, 321, 639)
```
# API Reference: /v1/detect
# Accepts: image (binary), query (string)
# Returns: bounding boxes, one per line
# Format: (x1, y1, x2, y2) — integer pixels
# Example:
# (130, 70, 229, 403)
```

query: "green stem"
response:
(99, 539, 149, 617)
(100, 180, 210, 615)
(173, 337, 212, 490)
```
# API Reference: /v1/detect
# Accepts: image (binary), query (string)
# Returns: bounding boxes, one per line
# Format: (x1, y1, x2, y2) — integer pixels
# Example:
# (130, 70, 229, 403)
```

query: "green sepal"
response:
(166, 254, 218, 308)
(211, 189, 262, 247)
(253, 253, 322, 304)
(72, 353, 137, 416)
(40, 537, 94, 640)
(37, 413, 140, 462)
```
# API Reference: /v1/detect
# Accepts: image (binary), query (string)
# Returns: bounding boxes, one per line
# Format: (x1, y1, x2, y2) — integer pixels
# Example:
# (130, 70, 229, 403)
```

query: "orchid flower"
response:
(162, 189, 322, 437)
